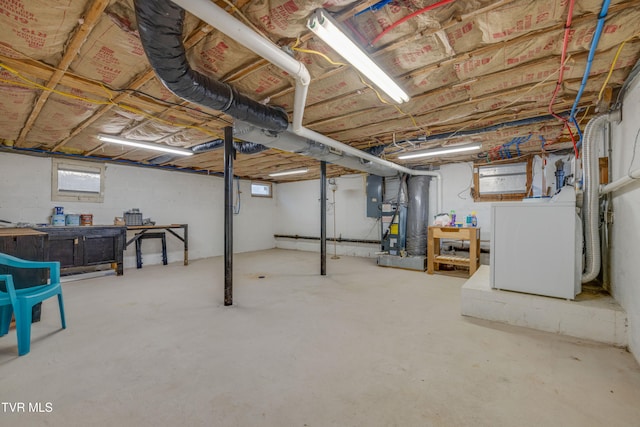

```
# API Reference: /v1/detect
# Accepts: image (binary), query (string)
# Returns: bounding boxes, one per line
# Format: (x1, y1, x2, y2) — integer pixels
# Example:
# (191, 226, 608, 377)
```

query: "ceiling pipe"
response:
(232, 121, 405, 177)
(170, 0, 443, 213)
(169, 0, 309, 132)
(600, 168, 640, 194)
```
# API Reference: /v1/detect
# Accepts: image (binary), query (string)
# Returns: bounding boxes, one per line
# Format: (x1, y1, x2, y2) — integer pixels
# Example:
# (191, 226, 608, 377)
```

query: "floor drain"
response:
(258, 275, 266, 279)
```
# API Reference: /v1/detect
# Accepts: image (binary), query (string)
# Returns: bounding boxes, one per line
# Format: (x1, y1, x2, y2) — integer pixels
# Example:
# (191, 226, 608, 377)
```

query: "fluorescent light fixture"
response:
(397, 142, 482, 160)
(307, 9, 409, 104)
(97, 134, 194, 156)
(268, 168, 309, 177)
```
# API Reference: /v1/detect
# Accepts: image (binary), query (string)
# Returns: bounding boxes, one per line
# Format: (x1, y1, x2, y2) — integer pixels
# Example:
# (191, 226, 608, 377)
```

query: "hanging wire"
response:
(370, 0, 456, 46)
(291, 41, 422, 131)
(219, 0, 268, 38)
(546, 0, 579, 159)
(596, 31, 640, 104)
(628, 127, 640, 178)
(233, 176, 241, 214)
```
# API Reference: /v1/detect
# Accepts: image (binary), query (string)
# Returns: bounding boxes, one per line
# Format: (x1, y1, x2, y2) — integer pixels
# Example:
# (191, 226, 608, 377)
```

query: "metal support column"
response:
(320, 161, 327, 275)
(224, 126, 234, 306)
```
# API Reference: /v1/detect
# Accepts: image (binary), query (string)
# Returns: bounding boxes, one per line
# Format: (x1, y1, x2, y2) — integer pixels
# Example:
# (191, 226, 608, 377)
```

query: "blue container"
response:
(52, 214, 65, 226)
(65, 214, 80, 226)
(54, 206, 64, 215)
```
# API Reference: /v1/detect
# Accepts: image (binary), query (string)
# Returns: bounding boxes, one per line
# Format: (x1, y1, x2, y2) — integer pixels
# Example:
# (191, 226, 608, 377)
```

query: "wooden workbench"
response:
(427, 226, 481, 277)
(125, 224, 188, 265)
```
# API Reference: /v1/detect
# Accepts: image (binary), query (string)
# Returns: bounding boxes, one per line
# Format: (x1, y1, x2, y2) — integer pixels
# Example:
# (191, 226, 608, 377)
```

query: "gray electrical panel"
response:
(366, 175, 383, 218)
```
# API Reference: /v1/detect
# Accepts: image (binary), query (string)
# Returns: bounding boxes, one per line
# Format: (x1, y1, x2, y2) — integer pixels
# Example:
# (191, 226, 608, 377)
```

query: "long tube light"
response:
(398, 142, 482, 160)
(307, 9, 409, 104)
(268, 168, 309, 177)
(97, 134, 194, 156)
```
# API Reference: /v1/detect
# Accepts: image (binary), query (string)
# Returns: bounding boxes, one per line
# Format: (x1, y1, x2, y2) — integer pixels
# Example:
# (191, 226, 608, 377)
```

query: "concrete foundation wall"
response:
(0, 153, 276, 267)
(609, 74, 640, 364)
(274, 174, 380, 257)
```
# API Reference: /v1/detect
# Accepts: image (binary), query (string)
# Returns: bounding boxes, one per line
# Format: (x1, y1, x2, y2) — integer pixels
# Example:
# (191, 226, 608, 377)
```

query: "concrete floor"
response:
(1, 249, 639, 427)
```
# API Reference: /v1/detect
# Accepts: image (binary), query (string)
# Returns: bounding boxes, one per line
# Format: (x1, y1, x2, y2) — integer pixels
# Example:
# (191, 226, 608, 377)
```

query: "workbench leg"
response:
(469, 233, 478, 276)
(183, 224, 189, 266)
(135, 238, 143, 269)
(427, 228, 434, 274)
(161, 234, 167, 265)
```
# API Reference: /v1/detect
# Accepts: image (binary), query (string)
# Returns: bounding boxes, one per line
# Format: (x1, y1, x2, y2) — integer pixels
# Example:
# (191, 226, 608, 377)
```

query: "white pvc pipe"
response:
(170, 0, 308, 82)
(171, 0, 310, 130)
(171, 0, 443, 212)
(295, 126, 443, 212)
(600, 168, 640, 194)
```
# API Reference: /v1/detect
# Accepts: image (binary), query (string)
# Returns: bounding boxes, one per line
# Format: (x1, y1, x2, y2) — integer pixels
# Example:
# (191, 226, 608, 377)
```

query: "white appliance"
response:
(490, 187, 581, 299)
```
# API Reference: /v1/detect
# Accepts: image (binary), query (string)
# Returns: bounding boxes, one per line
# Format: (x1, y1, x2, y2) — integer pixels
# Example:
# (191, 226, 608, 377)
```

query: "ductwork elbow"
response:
(134, 0, 289, 132)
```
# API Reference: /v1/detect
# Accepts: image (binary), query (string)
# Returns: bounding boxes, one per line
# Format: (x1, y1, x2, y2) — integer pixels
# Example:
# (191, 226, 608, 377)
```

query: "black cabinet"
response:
(0, 228, 48, 321)
(0, 229, 48, 289)
(34, 226, 126, 276)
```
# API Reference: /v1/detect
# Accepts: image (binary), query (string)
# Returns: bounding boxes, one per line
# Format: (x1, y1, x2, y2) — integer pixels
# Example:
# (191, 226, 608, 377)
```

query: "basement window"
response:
(251, 181, 272, 198)
(473, 157, 532, 202)
(52, 159, 105, 203)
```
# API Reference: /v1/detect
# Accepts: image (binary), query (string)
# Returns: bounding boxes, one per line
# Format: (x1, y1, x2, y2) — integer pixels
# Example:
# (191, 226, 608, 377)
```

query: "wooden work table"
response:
(427, 226, 481, 277)
(125, 224, 188, 265)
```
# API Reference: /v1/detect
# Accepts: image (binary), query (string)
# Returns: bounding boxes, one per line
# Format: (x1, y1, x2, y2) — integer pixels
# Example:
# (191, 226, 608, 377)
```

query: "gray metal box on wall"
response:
(366, 175, 383, 218)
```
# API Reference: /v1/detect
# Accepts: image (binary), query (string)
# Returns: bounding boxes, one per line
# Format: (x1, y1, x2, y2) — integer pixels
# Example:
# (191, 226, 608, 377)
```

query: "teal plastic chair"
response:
(0, 253, 66, 356)
(0, 274, 20, 342)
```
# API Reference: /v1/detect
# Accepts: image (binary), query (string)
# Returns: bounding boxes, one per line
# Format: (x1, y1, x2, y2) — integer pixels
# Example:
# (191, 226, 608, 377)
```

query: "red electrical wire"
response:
(565, 121, 579, 159)
(343, 17, 370, 47)
(548, 0, 575, 120)
(370, 0, 456, 46)
(547, 0, 579, 159)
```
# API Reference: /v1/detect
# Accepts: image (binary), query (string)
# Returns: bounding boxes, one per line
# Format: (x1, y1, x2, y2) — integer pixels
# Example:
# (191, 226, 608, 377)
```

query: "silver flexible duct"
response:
(582, 114, 608, 283)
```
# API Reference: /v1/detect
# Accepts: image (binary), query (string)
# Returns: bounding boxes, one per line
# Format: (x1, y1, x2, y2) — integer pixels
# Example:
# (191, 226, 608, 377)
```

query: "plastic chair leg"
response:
(0, 306, 13, 336)
(58, 293, 66, 329)
(16, 301, 32, 356)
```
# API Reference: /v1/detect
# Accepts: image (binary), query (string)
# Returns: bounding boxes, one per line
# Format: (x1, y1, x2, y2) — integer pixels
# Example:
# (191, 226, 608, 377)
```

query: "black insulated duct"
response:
(191, 139, 269, 154)
(234, 142, 269, 154)
(191, 139, 224, 153)
(134, 0, 289, 132)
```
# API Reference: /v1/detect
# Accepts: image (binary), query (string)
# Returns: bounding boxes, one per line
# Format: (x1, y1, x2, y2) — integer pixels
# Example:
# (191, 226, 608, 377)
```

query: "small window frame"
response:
(473, 156, 533, 202)
(250, 181, 272, 198)
(51, 158, 105, 203)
